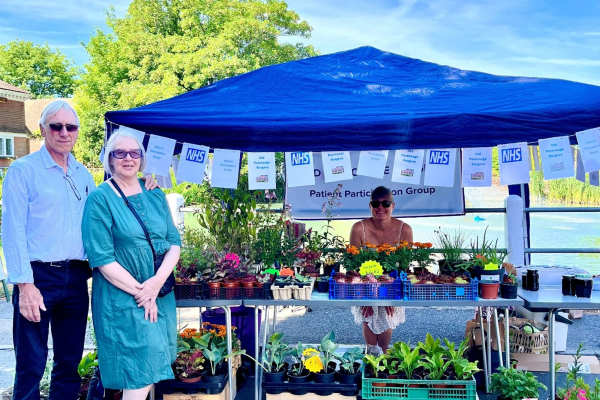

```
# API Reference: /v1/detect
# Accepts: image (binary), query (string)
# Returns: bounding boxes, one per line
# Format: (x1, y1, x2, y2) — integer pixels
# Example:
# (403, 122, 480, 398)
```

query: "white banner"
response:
(462, 147, 492, 187)
(176, 144, 209, 185)
(248, 152, 276, 190)
(391, 149, 424, 184)
(498, 142, 530, 185)
(357, 150, 389, 179)
(211, 149, 240, 189)
(286, 151, 464, 219)
(321, 151, 353, 183)
(424, 149, 457, 188)
(144, 134, 176, 176)
(285, 152, 315, 188)
(576, 128, 600, 173)
(538, 136, 575, 180)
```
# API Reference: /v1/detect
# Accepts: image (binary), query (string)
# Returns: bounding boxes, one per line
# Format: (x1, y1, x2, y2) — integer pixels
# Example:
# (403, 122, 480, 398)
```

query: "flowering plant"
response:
(173, 349, 205, 378)
(303, 348, 324, 373)
(343, 241, 433, 273)
(467, 227, 506, 270)
(557, 344, 600, 400)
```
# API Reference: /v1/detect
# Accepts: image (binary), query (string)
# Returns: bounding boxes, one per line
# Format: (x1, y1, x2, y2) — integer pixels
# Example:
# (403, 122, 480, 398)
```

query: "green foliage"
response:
(0, 40, 79, 98)
(78, 351, 98, 379)
(288, 342, 309, 376)
(422, 352, 451, 380)
(557, 343, 600, 400)
(318, 330, 339, 370)
(432, 226, 470, 264)
(397, 342, 423, 378)
(490, 363, 546, 400)
(75, 0, 317, 166)
(363, 354, 386, 378)
(417, 333, 443, 358)
(262, 332, 290, 373)
(335, 347, 363, 374)
(531, 170, 600, 205)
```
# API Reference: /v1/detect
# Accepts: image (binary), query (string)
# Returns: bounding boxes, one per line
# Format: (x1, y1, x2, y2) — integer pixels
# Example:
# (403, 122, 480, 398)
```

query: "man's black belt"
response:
(31, 260, 89, 268)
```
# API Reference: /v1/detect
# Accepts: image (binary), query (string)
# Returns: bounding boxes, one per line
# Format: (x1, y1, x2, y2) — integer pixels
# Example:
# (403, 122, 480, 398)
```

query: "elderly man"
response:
(2, 100, 155, 400)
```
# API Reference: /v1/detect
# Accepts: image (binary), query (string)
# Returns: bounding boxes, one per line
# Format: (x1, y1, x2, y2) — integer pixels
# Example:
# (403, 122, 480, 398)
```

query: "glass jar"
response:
(562, 275, 575, 296)
(527, 269, 539, 291)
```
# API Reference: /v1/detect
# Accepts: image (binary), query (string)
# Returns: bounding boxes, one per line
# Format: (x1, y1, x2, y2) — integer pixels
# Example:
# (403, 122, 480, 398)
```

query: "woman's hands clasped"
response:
(135, 276, 164, 323)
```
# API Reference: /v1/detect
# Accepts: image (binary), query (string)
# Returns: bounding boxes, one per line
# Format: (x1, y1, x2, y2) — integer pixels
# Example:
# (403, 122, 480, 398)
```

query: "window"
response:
(0, 137, 14, 157)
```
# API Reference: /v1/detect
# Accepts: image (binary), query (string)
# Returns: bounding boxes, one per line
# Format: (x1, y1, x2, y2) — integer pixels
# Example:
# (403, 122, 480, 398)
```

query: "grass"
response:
(530, 171, 600, 205)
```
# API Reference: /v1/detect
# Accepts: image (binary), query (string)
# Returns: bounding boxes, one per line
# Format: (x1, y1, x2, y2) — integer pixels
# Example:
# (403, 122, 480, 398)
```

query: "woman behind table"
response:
(82, 129, 181, 400)
(349, 186, 413, 354)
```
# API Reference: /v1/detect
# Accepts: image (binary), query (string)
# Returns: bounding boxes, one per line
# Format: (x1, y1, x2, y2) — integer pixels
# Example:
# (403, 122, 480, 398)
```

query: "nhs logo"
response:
(291, 152, 311, 166)
(429, 151, 450, 165)
(501, 148, 522, 163)
(185, 148, 206, 164)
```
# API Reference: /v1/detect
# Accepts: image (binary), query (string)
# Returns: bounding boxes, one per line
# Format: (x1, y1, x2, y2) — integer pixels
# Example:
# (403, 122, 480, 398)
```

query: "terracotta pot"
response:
(479, 282, 500, 299)
(222, 282, 240, 299)
(207, 282, 221, 298)
(179, 374, 202, 383)
(241, 281, 255, 297)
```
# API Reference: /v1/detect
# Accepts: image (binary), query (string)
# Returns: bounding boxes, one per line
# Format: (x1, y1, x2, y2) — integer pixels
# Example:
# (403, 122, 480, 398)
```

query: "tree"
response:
(0, 40, 79, 98)
(75, 0, 317, 166)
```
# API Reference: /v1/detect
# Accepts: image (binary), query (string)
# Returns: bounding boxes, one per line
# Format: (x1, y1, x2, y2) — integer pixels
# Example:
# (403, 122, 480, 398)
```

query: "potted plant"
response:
(490, 362, 547, 400)
(557, 343, 600, 400)
(173, 349, 205, 382)
(417, 333, 444, 358)
(422, 352, 451, 382)
(286, 342, 312, 395)
(316, 276, 330, 293)
(468, 228, 507, 282)
(500, 272, 518, 299)
(335, 347, 363, 384)
(315, 330, 339, 382)
(443, 337, 471, 379)
(432, 227, 470, 274)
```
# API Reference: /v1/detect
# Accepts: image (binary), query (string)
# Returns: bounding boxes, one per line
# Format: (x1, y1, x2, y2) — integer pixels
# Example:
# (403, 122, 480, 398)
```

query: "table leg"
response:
(493, 307, 503, 368)
(549, 308, 557, 400)
(254, 306, 260, 400)
(478, 306, 489, 393)
(259, 306, 270, 400)
(504, 306, 510, 367)
(486, 307, 492, 381)
(272, 305, 278, 332)
(223, 306, 234, 400)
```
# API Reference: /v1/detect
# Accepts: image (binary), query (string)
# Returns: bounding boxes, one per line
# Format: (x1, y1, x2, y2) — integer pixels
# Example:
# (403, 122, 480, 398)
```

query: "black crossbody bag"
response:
(111, 179, 175, 297)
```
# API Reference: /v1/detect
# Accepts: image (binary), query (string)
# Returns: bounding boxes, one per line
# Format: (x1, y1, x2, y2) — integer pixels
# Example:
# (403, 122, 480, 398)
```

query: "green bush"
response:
(530, 171, 600, 205)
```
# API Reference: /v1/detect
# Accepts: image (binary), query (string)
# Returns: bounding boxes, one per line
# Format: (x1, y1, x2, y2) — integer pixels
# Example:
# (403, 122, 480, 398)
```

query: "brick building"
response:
(0, 80, 32, 169)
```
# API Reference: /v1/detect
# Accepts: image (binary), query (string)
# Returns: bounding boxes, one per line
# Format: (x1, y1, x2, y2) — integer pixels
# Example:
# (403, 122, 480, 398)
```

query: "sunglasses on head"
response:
(370, 200, 392, 208)
(111, 149, 143, 159)
(47, 123, 79, 132)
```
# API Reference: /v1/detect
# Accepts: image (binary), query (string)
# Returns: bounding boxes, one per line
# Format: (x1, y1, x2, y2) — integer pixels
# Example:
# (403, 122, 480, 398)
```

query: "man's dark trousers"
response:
(13, 263, 90, 400)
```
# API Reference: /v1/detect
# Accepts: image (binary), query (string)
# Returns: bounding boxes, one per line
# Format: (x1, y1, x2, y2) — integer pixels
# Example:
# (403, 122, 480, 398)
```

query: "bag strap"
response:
(110, 178, 157, 257)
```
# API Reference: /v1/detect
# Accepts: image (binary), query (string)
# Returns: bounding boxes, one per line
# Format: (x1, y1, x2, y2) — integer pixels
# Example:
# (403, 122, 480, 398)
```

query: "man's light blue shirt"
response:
(1, 145, 96, 284)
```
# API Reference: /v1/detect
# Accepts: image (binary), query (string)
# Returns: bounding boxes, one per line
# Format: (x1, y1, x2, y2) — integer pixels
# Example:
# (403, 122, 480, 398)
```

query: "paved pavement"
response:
(1, 286, 599, 399)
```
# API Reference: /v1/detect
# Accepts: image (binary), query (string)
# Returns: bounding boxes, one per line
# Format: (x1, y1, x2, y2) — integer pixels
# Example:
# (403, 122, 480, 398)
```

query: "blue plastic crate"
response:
(400, 272, 478, 301)
(328, 271, 402, 300)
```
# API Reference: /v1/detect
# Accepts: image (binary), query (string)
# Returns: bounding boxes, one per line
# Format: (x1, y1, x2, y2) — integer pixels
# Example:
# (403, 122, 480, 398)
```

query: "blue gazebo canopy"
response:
(105, 46, 600, 152)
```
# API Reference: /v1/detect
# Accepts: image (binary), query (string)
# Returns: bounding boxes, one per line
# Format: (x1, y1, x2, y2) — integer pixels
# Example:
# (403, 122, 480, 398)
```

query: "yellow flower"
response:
(304, 355, 324, 373)
(302, 348, 319, 357)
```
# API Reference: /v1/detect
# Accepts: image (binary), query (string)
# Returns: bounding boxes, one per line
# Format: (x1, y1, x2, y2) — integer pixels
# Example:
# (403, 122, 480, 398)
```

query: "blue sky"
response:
(1, 0, 599, 85)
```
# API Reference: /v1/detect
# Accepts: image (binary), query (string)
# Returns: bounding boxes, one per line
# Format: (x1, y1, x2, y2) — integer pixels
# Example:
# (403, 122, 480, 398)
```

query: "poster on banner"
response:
(285, 152, 315, 187)
(211, 149, 240, 189)
(286, 151, 464, 219)
(538, 136, 575, 180)
(424, 149, 457, 187)
(248, 152, 276, 189)
(144, 135, 176, 176)
(321, 151, 353, 182)
(119, 126, 146, 146)
(462, 148, 492, 187)
(176, 143, 209, 185)
(498, 142, 530, 185)
(391, 149, 424, 184)
(357, 151, 389, 179)
(576, 128, 600, 173)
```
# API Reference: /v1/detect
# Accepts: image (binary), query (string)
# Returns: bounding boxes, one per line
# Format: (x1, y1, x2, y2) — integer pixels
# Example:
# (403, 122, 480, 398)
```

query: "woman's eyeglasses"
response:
(47, 123, 79, 132)
(111, 149, 143, 159)
(370, 200, 392, 208)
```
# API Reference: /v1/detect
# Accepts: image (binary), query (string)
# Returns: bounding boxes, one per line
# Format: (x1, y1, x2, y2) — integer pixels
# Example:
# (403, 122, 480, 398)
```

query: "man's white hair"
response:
(102, 128, 147, 175)
(39, 100, 79, 126)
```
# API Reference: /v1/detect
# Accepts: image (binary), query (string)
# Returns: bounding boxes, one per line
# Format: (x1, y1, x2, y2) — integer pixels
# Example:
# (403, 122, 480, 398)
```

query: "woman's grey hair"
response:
(370, 186, 394, 202)
(102, 128, 147, 175)
(39, 100, 80, 126)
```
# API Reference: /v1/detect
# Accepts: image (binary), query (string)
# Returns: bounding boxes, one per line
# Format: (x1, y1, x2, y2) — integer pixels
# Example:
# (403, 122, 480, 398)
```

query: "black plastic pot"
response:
(262, 369, 286, 394)
(316, 279, 330, 293)
(286, 370, 312, 395)
(500, 283, 518, 299)
(472, 267, 506, 282)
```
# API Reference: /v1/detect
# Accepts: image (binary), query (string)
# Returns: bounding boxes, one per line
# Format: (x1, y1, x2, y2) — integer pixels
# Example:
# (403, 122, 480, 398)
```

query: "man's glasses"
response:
(111, 149, 143, 159)
(63, 175, 81, 201)
(370, 200, 392, 208)
(47, 123, 79, 132)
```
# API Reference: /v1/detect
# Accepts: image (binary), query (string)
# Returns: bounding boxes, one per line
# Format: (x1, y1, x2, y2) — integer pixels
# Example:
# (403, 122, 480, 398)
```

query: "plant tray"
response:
(508, 317, 549, 354)
(362, 372, 476, 400)
(174, 283, 203, 300)
(328, 279, 402, 300)
(261, 380, 359, 396)
(400, 273, 478, 301)
(155, 372, 229, 396)
(203, 282, 272, 300)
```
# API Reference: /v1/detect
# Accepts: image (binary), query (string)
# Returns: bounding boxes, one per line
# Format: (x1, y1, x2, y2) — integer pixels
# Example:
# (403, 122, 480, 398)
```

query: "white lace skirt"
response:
(350, 306, 406, 335)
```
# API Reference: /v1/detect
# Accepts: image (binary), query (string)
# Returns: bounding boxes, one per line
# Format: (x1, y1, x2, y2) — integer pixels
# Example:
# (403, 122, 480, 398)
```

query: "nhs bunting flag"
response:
(576, 127, 600, 173)
(391, 149, 424, 184)
(462, 147, 492, 187)
(248, 152, 276, 190)
(211, 149, 240, 189)
(144, 134, 176, 177)
(357, 150, 389, 179)
(424, 149, 457, 187)
(321, 151, 353, 183)
(538, 136, 575, 180)
(285, 152, 315, 188)
(176, 144, 209, 185)
(498, 142, 529, 185)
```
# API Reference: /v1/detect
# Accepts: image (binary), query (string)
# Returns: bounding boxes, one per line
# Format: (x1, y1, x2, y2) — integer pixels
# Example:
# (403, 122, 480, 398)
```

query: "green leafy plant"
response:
(77, 351, 98, 379)
(363, 354, 386, 378)
(262, 332, 290, 372)
(336, 347, 363, 374)
(382, 355, 402, 375)
(453, 359, 480, 380)
(417, 333, 443, 358)
(557, 343, 600, 400)
(397, 343, 423, 379)
(288, 342, 309, 376)
(318, 330, 340, 371)
(422, 352, 451, 380)
(432, 226, 470, 265)
(490, 362, 546, 400)
(443, 336, 470, 365)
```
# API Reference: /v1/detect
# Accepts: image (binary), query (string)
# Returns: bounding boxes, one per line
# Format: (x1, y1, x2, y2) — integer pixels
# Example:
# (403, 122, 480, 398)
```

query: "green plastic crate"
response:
(362, 370, 476, 400)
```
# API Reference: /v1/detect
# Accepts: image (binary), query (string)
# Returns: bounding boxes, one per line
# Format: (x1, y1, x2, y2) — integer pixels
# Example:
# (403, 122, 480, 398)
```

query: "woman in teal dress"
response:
(82, 129, 181, 400)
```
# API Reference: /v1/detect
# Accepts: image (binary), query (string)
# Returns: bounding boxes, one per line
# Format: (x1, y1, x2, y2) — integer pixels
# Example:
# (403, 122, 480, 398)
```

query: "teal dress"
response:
(82, 181, 181, 390)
